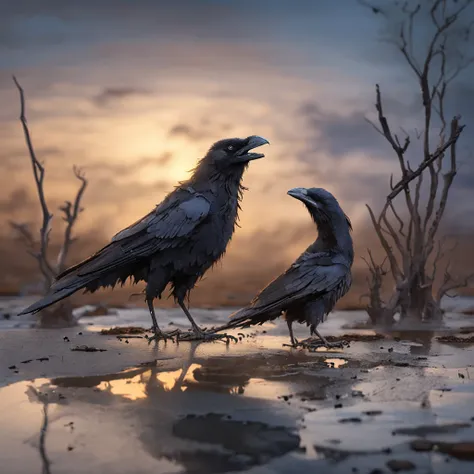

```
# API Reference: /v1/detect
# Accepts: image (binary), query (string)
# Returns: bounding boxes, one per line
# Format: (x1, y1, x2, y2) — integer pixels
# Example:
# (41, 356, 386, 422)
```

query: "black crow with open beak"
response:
(19, 135, 269, 343)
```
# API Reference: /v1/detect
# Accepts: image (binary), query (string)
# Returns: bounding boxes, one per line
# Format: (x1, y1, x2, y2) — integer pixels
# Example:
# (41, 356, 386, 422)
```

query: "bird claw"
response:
(145, 329, 180, 344)
(288, 338, 348, 352)
(177, 330, 238, 344)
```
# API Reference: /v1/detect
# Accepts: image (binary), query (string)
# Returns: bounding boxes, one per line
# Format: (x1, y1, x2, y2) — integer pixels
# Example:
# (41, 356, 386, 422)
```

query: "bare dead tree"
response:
(10, 77, 88, 327)
(361, 0, 474, 325)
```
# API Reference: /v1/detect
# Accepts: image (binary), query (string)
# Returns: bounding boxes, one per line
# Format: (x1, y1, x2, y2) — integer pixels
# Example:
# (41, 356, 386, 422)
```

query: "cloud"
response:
(168, 122, 238, 142)
(168, 124, 197, 139)
(87, 154, 174, 177)
(0, 188, 32, 214)
(92, 87, 151, 107)
(0, 146, 62, 169)
(301, 102, 388, 158)
(156, 152, 173, 166)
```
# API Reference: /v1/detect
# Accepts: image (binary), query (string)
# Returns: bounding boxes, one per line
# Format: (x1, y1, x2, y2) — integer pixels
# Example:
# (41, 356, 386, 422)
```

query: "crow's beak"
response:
(235, 135, 269, 162)
(287, 187, 317, 207)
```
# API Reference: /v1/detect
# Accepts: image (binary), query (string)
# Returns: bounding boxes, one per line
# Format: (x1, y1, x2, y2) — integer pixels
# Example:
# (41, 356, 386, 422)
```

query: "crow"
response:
(220, 187, 353, 349)
(19, 136, 269, 342)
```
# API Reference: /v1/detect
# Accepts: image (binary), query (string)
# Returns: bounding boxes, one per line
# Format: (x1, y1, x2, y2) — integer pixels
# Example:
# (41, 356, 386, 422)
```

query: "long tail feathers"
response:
(18, 287, 80, 315)
(18, 245, 117, 315)
(213, 306, 271, 333)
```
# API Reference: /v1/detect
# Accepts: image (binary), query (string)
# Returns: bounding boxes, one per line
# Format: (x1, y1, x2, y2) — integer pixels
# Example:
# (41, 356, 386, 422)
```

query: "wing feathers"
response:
(229, 251, 351, 326)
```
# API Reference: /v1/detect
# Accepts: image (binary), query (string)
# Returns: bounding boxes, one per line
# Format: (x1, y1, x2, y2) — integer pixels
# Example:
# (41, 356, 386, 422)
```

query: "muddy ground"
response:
(1, 309, 474, 474)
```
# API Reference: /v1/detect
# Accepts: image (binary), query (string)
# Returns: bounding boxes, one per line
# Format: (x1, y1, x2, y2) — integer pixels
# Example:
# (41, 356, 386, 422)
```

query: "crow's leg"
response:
(145, 298, 179, 344)
(312, 327, 346, 348)
(292, 325, 347, 351)
(290, 301, 347, 350)
(176, 299, 237, 343)
(284, 319, 298, 347)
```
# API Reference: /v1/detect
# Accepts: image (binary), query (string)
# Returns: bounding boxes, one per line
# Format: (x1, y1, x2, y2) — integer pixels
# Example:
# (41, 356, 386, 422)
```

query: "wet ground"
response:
(1, 307, 474, 473)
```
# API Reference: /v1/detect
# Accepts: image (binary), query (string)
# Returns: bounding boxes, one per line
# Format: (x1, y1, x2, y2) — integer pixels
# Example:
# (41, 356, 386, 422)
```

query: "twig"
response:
(385, 120, 464, 202)
(56, 166, 88, 273)
(9, 221, 35, 248)
(366, 204, 402, 281)
(437, 269, 474, 302)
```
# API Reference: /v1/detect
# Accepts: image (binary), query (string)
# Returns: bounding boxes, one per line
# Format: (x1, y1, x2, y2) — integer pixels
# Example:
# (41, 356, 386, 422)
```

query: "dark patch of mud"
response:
(313, 444, 392, 460)
(325, 334, 385, 342)
(436, 335, 474, 344)
(410, 439, 474, 460)
(161, 413, 300, 472)
(437, 441, 474, 460)
(393, 422, 471, 436)
(100, 326, 146, 335)
(70, 345, 107, 352)
(386, 459, 416, 472)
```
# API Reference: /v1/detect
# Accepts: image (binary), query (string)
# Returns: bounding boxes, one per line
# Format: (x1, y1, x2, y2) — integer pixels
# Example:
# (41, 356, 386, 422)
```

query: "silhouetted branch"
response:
(11, 77, 89, 310)
(9, 221, 35, 249)
(12, 76, 55, 290)
(56, 166, 88, 273)
(437, 267, 474, 302)
(366, 204, 402, 280)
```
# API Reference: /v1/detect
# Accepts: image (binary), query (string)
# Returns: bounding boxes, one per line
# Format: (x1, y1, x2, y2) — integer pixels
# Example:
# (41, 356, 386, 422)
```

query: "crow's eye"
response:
(227, 145, 234, 151)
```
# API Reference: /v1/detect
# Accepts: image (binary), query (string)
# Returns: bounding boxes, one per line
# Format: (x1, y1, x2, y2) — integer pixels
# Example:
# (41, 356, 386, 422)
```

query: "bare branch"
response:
(56, 166, 88, 273)
(424, 116, 461, 261)
(9, 221, 35, 248)
(432, 239, 444, 282)
(399, 4, 423, 77)
(364, 116, 385, 137)
(366, 204, 402, 281)
(374, 84, 412, 168)
(12, 76, 55, 289)
(357, 0, 388, 17)
(385, 121, 464, 202)
(381, 209, 406, 262)
(437, 268, 474, 303)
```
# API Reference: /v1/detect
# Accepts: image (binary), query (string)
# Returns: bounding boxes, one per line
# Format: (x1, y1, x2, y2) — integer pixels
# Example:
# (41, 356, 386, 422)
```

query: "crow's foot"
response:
(145, 328, 180, 344)
(177, 330, 237, 344)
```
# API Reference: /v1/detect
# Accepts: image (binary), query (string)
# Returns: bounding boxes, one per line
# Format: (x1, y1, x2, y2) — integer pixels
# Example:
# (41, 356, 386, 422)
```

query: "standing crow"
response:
(19, 136, 269, 342)
(221, 187, 353, 349)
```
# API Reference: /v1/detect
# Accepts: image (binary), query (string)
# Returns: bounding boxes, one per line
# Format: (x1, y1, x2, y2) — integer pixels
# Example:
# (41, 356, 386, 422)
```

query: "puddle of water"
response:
(0, 368, 303, 473)
(325, 358, 347, 369)
(50, 365, 312, 402)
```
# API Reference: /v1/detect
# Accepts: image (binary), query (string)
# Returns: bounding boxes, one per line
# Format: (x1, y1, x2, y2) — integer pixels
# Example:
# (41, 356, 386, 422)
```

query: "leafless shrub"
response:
(10, 77, 88, 327)
(360, 0, 474, 325)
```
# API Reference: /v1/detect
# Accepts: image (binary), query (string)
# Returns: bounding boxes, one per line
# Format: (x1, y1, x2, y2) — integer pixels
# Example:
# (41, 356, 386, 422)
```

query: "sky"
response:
(1, 0, 473, 307)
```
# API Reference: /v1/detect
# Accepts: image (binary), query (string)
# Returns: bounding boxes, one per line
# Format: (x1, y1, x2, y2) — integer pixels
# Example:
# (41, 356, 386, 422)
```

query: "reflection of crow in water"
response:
(147, 342, 251, 395)
(19, 136, 268, 343)
(222, 188, 354, 349)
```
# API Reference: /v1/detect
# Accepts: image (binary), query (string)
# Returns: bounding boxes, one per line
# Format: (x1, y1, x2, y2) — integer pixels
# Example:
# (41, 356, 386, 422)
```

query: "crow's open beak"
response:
(287, 187, 317, 208)
(235, 135, 269, 162)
